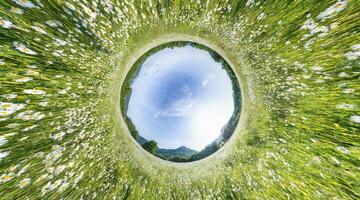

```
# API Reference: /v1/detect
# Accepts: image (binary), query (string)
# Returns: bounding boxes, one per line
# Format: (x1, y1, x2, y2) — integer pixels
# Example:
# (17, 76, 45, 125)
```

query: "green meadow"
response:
(0, 0, 359, 199)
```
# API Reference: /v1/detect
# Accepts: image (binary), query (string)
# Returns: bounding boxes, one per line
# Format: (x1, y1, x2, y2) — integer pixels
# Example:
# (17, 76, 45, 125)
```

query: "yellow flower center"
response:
(2, 175, 11, 181)
(335, 3, 342, 8)
(20, 180, 28, 187)
(2, 104, 11, 109)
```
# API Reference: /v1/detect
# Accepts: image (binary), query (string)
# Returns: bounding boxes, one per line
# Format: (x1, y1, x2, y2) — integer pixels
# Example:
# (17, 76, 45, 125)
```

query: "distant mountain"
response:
(156, 146, 198, 159)
(138, 135, 148, 145)
(215, 125, 226, 145)
(137, 136, 197, 160)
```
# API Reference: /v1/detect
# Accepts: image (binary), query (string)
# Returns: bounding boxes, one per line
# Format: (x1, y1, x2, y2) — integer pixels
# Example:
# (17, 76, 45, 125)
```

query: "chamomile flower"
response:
(0, 18, 14, 29)
(0, 173, 13, 183)
(257, 12, 265, 20)
(12, 0, 36, 8)
(344, 44, 360, 60)
(65, 2, 76, 11)
(10, 7, 23, 15)
(2, 94, 17, 99)
(317, 0, 348, 21)
(13, 42, 38, 55)
(50, 132, 66, 141)
(336, 146, 350, 154)
(31, 26, 47, 34)
(19, 178, 31, 188)
(0, 151, 9, 160)
(16, 165, 28, 176)
(25, 69, 39, 76)
(337, 104, 355, 110)
(54, 38, 67, 46)
(39, 101, 48, 107)
(0, 102, 25, 117)
(342, 88, 355, 94)
(23, 89, 45, 95)
(350, 115, 360, 123)
(0, 136, 7, 146)
(27, 65, 38, 69)
(81, 4, 97, 21)
(15, 77, 33, 83)
(312, 66, 323, 71)
(45, 20, 62, 27)
(16, 111, 45, 120)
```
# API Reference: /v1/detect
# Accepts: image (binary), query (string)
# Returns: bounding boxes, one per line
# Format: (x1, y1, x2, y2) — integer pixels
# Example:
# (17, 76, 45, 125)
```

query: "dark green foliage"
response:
(188, 142, 220, 161)
(124, 117, 139, 142)
(142, 140, 158, 154)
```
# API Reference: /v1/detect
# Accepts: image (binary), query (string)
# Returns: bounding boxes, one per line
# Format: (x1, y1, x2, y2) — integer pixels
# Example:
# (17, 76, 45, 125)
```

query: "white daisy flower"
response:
(22, 125, 37, 131)
(330, 22, 339, 30)
(9, 165, 19, 172)
(81, 4, 97, 21)
(336, 146, 349, 154)
(27, 65, 37, 69)
(54, 38, 67, 46)
(15, 77, 33, 83)
(23, 89, 46, 95)
(16, 165, 28, 176)
(16, 111, 45, 121)
(50, 132, 66, 141)
(52, 49, 64, 57)
(246, 0, 255, 7)
(257, 12, 265, 20)
(344, 44, 360, 60)
(10, 7, 23, 15)
(350, 115, 360, 123)
(25, 69, 39, 76)
(0, 136, 7, 146)
(55, 165, 66, 175)
(337, 104, 355, 110)
(45, 20, 62, 27)
(39, 101, 48, 107)
(19, 178, 31, 188)
(13, 42, 38, 55)
(6, 123, 19, 128)
(342, 88, 355, 94)
(12, 0, 35, 8)
(65, 2, 76, 11)
(2, 94, 17, 99)
(351, 44, 360, 51)
(0, 173, 13, 183)
(301, 18, 317, 32)
(338, 72, 349, 77)
(312, 66, 323, 71)
(58, 88, 70, 94)
(0, 59, 5, 65)
(317, 0, 348, 21)
(0, 151, 9, 160)
(0, 18, 14, 29)
(58, 181, 69, 192)
(2, 132, 17, 138)
(55, 74, 64, 78)
(0, 102, 25, 117)
(31, 26, 47, 34)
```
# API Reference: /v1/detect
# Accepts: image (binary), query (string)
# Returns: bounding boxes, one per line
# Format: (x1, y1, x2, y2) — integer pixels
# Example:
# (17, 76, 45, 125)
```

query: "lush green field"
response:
(0, 0, 359, 199)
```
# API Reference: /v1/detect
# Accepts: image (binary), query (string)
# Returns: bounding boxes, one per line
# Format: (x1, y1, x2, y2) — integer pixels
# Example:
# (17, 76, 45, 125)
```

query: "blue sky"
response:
(127, 45, 234, 151)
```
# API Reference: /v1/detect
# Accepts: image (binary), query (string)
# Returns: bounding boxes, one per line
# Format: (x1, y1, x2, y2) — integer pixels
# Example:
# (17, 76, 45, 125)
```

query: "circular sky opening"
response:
(121, 41, 241, 162)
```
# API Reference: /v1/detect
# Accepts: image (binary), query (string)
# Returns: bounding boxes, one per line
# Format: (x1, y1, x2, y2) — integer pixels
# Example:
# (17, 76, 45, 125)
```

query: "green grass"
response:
(0, 0, 359, 199)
